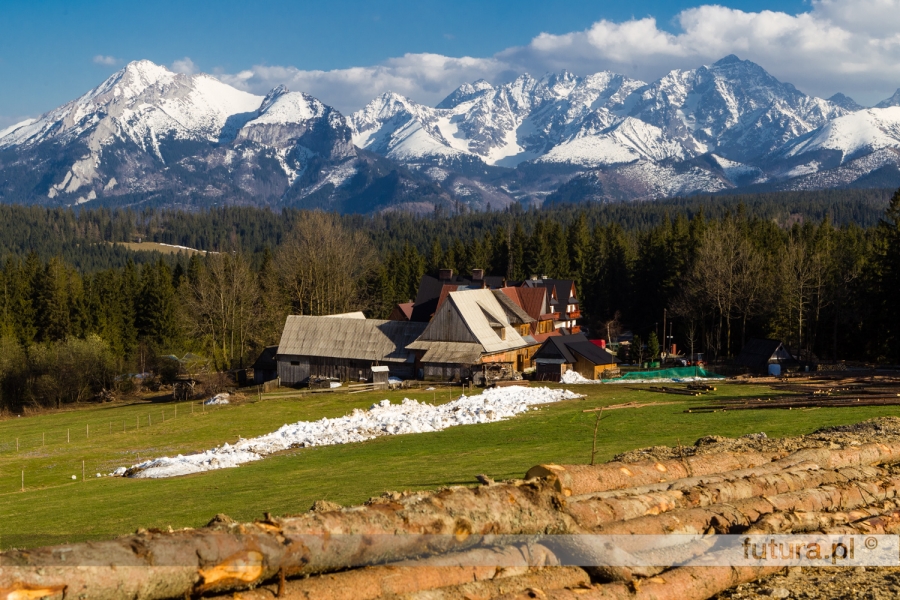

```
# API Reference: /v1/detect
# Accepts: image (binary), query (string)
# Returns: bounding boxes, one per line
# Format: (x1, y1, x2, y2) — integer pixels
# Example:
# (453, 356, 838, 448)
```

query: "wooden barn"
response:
(406, 289, 538, 382)
(276, 316, 427, 386)
(532, 333, 619, 380)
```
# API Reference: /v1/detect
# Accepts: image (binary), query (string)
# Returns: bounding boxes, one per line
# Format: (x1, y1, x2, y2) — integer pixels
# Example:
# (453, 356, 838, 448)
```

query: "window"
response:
(290, 361, 299, 366)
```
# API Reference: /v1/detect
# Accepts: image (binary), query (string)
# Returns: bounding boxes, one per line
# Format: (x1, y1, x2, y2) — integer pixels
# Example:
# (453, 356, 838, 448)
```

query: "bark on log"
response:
(493, 564, 785, 600)
(534, 442, 900, 497)
(594, 477, 900, 535)
(203, 544, 561, 600)
(393, 567, 591, 600)
(526, 451, 784, 496)
(566, 465, 884, 528)
(0, 480, 577, 600)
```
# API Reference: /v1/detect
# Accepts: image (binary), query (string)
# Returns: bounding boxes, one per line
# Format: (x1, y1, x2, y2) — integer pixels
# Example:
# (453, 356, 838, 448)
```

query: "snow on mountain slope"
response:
(623, 55, 847, 161)
(0, 60, 262, 151)
(0, 60, 263, 200)
(349, 71, 646, 167)
(784, 107, 900, 162)
(779, 148, 900, 191)
(537, 117, 686, 166)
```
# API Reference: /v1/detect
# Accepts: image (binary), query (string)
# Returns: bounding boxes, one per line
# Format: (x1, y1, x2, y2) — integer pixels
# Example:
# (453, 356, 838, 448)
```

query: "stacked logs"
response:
(5, 442, 900, 600)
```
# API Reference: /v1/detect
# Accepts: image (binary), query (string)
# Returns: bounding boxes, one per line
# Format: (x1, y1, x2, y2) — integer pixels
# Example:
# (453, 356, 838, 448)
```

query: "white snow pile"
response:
(388, 376, 403, 384)
(560, 370, 597, 384)
(204, 393, 230, 405)
(120, 386, 582, 479)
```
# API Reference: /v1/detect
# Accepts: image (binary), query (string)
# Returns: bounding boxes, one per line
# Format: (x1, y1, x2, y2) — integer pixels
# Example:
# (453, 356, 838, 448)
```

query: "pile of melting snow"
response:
(204, 393, 230, 405)
(118, 386, 582, 479)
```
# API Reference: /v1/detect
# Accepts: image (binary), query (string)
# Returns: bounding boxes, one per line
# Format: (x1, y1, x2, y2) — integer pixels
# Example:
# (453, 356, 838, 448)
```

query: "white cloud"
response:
(171, 57, 198, 75)
(93, 55, 121, 67)
(213, 0, 900, 112)
(218, 54, 510, 114)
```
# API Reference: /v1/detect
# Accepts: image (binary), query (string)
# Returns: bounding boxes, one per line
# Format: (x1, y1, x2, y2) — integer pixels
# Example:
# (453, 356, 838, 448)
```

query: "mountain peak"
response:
(828, 93, 864, 111)
(876, 88, 900, 109)
(713, 54, 744, 66)
(261, 85, 290, 112)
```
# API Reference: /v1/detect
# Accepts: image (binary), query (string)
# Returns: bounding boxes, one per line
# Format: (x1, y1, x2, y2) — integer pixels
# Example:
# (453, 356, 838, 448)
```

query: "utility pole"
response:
(662, 309, 667, 363)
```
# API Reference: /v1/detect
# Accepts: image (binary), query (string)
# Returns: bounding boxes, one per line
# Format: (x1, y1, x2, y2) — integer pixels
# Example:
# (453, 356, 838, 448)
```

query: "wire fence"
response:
(0, 400, 229, 455)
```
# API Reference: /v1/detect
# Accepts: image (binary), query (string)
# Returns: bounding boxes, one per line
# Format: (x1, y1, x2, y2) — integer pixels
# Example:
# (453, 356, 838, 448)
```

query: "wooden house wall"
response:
(418, 301, 478, 343)
(278, 357, 310, 385)
(422, 364, 471, 381)
(278, 355, 413, 385)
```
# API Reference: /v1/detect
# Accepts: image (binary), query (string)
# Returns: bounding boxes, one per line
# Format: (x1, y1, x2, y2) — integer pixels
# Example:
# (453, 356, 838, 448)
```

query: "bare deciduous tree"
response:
(183, 252, 261, 370)
(277, 212, 378, 316)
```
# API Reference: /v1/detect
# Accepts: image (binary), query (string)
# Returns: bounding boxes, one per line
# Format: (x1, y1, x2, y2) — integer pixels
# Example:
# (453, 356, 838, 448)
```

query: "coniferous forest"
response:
(1, 187, 900, 411)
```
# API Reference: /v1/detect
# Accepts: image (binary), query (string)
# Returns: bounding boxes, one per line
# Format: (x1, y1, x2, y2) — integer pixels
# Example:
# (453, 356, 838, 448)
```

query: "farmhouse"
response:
(406, 288, 537, 382)
(532, 333, 619, 380)
(522, 277, 581, 333)
(276, 315, 427, 385)
(733, 338, 798, 375)
(498, 285, 558, 341)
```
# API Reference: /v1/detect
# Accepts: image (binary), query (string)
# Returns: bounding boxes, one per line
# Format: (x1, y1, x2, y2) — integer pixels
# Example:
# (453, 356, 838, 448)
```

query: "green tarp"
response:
(609, 367, 724, 381)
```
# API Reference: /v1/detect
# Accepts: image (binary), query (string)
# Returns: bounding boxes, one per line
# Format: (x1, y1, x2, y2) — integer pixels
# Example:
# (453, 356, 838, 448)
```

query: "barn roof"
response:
(446, 289, 529, 353)
(277, 316, 427, 363)
(407, 341, 485, 364)
(492, 289, 535, 325)
(534, 333, 618, 366)
(734, 338, 796, 369)
(251, 346, 278, 371)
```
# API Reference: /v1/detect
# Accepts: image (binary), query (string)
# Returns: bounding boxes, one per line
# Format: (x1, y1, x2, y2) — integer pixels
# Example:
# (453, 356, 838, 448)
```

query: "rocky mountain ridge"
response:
(1, 56, 899, 212)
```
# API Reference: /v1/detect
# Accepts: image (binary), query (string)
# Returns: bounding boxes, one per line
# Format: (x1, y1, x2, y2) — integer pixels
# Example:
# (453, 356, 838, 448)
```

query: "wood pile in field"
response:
(688, 374, 900, 412)
(7, 429, 900, 599)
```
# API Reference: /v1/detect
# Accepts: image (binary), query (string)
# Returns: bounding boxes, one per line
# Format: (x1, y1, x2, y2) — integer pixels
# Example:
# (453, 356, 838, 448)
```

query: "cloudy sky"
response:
(2, 0, 900, 127)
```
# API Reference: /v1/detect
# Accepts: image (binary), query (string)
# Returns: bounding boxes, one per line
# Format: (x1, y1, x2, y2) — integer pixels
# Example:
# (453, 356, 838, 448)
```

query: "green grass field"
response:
(2, 382, 898, 550)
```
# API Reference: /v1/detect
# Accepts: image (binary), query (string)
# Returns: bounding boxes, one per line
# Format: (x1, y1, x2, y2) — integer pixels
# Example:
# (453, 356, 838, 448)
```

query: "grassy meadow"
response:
(1, 381, 898, 549)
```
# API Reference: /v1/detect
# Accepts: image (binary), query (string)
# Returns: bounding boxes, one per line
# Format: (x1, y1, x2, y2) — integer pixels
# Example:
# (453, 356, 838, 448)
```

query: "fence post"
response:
(82, 460, 85, 482)
(67, 429, 70, 443)
(86, 424, 89, 439)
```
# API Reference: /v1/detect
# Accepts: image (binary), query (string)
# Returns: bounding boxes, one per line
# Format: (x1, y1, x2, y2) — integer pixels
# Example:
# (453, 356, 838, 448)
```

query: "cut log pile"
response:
(688, 374, 900, 412)
(6, 440, 900, 599)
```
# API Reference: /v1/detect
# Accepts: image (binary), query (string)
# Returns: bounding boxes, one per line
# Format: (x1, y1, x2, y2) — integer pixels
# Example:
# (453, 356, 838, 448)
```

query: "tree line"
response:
(2, 188, 900, 410)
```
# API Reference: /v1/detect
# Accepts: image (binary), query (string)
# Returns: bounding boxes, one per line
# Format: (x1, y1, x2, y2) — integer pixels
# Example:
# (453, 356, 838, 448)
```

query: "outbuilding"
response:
(733, 338, 798, 375)
(532, 333, 619, 380)
(276, 315, 427, 386)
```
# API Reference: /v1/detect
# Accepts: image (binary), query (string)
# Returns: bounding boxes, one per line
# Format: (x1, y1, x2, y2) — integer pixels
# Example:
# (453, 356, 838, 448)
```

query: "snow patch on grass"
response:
(120, 386, 582, 479)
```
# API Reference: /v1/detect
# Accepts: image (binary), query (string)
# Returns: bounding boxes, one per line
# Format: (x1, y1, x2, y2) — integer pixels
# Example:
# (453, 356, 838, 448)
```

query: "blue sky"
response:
(1, 0, 898, 125)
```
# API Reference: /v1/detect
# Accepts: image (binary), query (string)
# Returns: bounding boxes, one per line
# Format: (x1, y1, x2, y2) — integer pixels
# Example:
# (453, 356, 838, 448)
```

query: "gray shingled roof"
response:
(277, 316, 427, 363)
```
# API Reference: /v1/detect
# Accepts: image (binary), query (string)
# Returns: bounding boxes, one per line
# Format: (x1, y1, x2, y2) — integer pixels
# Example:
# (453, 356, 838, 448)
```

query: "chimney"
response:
(439, 268, 453, 281)
(472, 269, 484, 281)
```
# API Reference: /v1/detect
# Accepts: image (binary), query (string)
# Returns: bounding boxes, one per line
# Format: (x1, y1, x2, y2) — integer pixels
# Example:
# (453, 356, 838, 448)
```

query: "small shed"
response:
(371, 365, 390, 390)
(733, 339, 798, 374)
(532, 333, 619, 380)
(252, 346, 279, 385)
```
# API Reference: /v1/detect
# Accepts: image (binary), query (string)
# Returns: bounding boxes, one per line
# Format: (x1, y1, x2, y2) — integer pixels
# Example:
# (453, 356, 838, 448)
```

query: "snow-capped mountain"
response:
(876, 89, 900, 109)
(349, 71, 647, 168)
(1, 55, 899, 212)
(0, 61, 451, 211)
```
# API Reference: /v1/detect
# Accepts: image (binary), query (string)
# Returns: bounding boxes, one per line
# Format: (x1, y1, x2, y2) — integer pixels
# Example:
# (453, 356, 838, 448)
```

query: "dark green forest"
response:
(2, 187, 900, 411)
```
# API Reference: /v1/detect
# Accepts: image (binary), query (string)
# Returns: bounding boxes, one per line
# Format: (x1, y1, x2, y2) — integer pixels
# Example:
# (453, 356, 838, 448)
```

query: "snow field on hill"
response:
(120, 386, 583, 479)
